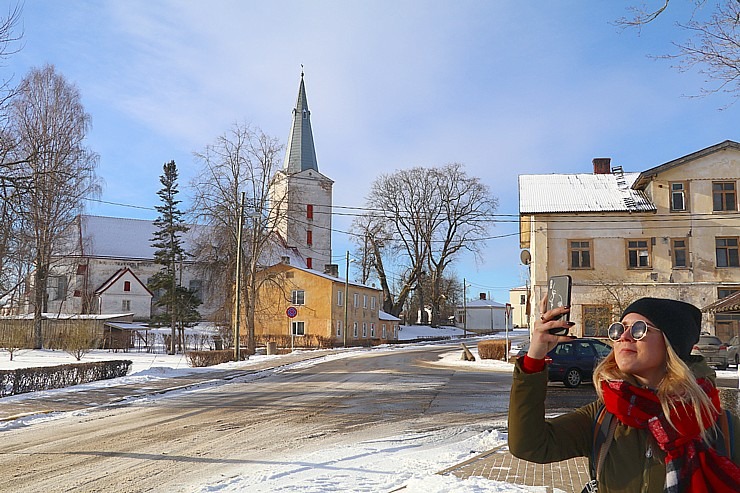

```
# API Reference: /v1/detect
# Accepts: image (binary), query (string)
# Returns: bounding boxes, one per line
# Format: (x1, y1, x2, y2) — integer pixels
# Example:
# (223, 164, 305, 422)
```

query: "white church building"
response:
(31, 73, 334, 323)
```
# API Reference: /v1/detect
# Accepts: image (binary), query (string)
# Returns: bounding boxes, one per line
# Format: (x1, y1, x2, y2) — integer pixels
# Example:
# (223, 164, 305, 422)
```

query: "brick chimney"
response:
(323, 264, 339, 277)
(593, 158, 611, 174)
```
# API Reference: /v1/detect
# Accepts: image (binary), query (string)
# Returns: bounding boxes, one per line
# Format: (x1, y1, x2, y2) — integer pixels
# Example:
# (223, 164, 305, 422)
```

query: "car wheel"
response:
(719, 362, 729, 371)
(735, 354, 739, 366)
(564, 368, 582, 388)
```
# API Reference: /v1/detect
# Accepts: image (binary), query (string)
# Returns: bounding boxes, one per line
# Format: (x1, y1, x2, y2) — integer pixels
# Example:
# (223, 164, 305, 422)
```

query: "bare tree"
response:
(190, 122, 285, 354)
(355, 164, 497, 324)
(426, 163, 498, 326)
(9, 64, 101, 348)
(619, 1, 740, 101)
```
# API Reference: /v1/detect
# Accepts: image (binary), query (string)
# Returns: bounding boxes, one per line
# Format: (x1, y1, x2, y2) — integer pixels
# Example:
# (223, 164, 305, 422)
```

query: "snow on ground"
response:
(1, 326, 735, 492)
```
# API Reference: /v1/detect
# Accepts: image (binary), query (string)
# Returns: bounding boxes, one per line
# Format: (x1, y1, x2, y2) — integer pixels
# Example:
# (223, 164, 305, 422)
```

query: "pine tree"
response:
(149, 160, 198, 354)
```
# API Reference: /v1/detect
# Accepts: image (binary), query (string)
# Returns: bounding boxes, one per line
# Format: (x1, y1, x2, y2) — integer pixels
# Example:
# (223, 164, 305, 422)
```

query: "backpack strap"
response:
(715, 409, 733, 458)
(590, 405, 617, 482)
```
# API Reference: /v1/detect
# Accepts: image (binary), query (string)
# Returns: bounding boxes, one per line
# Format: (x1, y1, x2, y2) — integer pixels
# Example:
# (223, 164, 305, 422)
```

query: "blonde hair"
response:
(593, 334, 718, 443)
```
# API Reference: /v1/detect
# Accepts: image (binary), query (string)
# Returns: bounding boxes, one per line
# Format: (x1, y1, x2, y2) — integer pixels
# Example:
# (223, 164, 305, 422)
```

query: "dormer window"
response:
(302, 109, 307, 119)
(124, 281, 131, 292)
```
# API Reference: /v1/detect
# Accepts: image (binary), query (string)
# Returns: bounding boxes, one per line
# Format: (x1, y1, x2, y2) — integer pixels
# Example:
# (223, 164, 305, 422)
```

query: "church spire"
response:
(283, 71, 319, 173)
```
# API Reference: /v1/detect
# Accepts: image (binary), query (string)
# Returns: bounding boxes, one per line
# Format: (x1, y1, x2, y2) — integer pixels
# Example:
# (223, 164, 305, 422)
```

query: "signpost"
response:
(287, 306, 297, 352)
(505, 303, 512, 362)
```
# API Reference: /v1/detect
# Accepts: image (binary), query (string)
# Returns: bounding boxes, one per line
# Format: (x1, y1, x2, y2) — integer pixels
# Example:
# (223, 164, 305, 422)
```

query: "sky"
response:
(4, 0, 739, 302)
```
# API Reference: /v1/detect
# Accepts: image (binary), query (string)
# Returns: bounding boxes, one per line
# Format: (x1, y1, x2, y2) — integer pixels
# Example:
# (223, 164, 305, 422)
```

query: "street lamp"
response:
(343, 252, 354, 347)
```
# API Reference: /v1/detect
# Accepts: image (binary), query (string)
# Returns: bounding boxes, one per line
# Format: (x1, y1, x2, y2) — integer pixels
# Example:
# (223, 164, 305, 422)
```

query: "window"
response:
(47, 275, 67, 301)
(520, 294, 526, 305)
(306, 204, 313, 220)
(122, 299, 131, 311)
(123, 281, 131, 292)
(371, 296, 376, 310)
(627, 239, 651, 268)
(336, 321, 342, 337)
(569, 240, 592, 269)
(582, 305, 611, 337)
(382, 324, 387, 338)
(670, 182, 688, 211)
(370, 323, 375, 337)
(337, 290, 343, 306)
(189, 279, 203, 302)
(718, 287, 740, 299)
(713, 182, 737, 211)
(716, 237, 740, 267)
(363, 294, 368, 308)
(291, 290, 305, 305)
(362, 322, 367, 337)
(353, 322, 358, 338)
(353, 293, 359, 307)
(671, 238, 688, 268)
(306, 230, 313, 246)
(291, 321, 305, 336)
(306, 258, 312, 269)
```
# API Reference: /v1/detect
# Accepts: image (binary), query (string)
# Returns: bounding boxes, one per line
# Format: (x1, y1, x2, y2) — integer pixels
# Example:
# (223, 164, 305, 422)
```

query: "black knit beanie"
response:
(621, 297, 702, 360)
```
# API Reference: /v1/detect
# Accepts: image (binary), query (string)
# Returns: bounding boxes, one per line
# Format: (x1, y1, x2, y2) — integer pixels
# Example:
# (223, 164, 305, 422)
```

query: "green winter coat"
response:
(508, 358, 740, 493)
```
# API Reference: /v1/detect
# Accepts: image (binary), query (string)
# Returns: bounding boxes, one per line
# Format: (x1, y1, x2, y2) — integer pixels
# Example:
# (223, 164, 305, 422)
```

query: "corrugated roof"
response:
(519, 172, 656, 214)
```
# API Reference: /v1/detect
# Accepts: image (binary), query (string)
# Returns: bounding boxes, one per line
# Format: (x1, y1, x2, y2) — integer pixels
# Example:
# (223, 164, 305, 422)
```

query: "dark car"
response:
(545, 338, 612, 388)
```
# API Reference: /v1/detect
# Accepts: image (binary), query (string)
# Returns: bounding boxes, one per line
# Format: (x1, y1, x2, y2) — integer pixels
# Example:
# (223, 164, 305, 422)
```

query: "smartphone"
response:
(547, 275, 572, 335)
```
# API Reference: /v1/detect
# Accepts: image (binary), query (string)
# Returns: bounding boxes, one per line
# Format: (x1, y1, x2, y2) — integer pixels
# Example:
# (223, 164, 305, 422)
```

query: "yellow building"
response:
(519, 140, 740, 341)
(255, 262, 394, 347)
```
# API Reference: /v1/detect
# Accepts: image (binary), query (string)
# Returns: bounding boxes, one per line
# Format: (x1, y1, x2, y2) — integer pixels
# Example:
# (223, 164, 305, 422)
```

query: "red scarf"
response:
(601, 379, 740, 492)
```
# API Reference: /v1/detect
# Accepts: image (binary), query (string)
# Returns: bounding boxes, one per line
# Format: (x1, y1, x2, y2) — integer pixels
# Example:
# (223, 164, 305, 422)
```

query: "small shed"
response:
(455, 293, 511, 333)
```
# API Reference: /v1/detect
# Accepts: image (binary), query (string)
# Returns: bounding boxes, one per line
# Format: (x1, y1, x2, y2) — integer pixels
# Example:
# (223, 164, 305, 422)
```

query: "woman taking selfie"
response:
(508, 296, 740, 492)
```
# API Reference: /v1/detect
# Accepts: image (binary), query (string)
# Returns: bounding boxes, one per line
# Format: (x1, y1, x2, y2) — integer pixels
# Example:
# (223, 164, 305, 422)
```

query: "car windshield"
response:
(699, 336, 722, 345)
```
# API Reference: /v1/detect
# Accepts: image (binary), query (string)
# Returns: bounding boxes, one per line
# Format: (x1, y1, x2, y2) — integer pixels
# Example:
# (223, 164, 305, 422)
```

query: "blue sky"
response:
(5, 1, 739, 302)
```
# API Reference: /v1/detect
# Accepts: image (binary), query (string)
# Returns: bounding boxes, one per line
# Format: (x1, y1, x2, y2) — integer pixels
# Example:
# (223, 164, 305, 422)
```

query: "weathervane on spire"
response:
(301, 64, 304, 77)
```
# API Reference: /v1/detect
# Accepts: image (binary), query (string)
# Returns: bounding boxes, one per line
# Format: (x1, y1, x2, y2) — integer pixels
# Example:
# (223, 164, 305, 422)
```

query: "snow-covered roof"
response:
(461, 299, 506, 309)
(519, 172, 655, 214)
(75, 215, 305, 266)
(379, 310, 401, 321)
(269, 262, 381, 291)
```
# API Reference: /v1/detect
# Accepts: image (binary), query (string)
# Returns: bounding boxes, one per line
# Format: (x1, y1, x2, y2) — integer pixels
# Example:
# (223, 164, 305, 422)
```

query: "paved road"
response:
(0, 346, 518, 493)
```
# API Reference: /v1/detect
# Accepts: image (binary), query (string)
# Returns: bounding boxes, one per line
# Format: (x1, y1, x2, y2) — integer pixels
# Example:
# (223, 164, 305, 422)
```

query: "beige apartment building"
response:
(519, 140, 740, 342)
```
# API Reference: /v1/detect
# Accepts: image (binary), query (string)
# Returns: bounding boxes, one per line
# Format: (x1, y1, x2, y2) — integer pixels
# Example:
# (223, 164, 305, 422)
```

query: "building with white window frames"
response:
(519, 140, 740, 342)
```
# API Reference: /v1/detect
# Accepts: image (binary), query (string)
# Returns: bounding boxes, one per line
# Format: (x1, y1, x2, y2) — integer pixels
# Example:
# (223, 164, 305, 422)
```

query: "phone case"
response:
(547, 275, 571, 334)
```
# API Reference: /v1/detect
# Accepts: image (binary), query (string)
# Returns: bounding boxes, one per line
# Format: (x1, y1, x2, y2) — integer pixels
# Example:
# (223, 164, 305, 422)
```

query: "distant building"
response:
(455, 293, 510, 333)
(508, 286, 528, 328)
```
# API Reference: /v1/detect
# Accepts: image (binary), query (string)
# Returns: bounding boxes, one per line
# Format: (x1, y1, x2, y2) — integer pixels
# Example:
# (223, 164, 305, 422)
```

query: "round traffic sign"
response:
(286, 306, 298, 318)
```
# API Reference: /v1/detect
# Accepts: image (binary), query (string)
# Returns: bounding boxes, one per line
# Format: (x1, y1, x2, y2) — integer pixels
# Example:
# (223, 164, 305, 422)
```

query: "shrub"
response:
(185, 349, 248, 367)
(478, 340, 509, 360)
(0, 360, 132, 397)
(61, 322, 101, 361)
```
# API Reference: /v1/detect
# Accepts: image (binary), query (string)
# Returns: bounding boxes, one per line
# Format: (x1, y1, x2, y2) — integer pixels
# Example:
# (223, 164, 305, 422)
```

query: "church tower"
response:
(270, 72, 333, 271)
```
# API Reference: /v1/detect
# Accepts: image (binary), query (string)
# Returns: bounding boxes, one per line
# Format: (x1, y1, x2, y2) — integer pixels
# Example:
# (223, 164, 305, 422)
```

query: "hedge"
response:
(0, 360, 132, 397)
(477, 340, 509, 360)
(185, 349, 249, 367)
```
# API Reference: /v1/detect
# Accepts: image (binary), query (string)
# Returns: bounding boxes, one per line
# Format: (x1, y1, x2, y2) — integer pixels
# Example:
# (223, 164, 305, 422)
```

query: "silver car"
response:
(691, 335, 729, 370)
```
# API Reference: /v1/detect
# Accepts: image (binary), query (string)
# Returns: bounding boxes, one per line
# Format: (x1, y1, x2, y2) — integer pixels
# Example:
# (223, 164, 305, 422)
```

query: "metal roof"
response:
(283, 72, 319, 173)
(701, 291, 740, 313)
(519, 172, 656, 214)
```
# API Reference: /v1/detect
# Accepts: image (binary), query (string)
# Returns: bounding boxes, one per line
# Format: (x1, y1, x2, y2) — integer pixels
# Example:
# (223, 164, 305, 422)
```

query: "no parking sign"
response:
(286, 306, 298, 318)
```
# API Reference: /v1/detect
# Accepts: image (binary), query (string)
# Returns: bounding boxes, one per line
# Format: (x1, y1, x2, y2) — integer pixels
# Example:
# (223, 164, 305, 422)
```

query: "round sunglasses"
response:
(607, 320, 660, 342)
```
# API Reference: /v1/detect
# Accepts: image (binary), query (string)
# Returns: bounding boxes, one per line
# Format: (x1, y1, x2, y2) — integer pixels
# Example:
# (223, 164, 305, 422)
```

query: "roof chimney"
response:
(281, 256, 290, 265)
(593, 158, 611, 174)
(479, 293, 486, 300)
(323, 264, 339, 277)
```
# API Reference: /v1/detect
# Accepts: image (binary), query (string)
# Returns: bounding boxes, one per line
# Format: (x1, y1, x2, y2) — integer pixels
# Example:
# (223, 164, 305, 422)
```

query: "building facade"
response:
(255, 261, 395, 346)
(519, 140, 740, 341)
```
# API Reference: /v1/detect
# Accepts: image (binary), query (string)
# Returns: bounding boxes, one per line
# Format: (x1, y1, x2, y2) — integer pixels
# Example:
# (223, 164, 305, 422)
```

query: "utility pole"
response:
(233, 192, 245, 361)
(343, 251, 350, 347)
(463, 278, 467, 338)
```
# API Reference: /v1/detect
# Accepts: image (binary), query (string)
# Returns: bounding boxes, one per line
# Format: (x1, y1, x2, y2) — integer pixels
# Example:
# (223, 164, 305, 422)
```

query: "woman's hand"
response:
(527, 294, 574, 360)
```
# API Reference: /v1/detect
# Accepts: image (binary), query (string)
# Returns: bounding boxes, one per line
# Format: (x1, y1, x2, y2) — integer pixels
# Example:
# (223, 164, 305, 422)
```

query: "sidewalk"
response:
(441, 445, 590, 492)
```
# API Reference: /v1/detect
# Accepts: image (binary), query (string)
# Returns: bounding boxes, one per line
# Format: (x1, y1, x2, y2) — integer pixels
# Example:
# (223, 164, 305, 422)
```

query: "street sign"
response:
(286, 306, 298, 318)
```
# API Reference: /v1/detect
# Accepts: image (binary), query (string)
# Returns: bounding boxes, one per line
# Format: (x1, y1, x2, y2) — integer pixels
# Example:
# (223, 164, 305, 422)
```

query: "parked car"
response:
(545, 338, 612, 388)
(509, 339, 530, 359)
(691, 335, 730, 370)
(728, 336, 739, 367)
